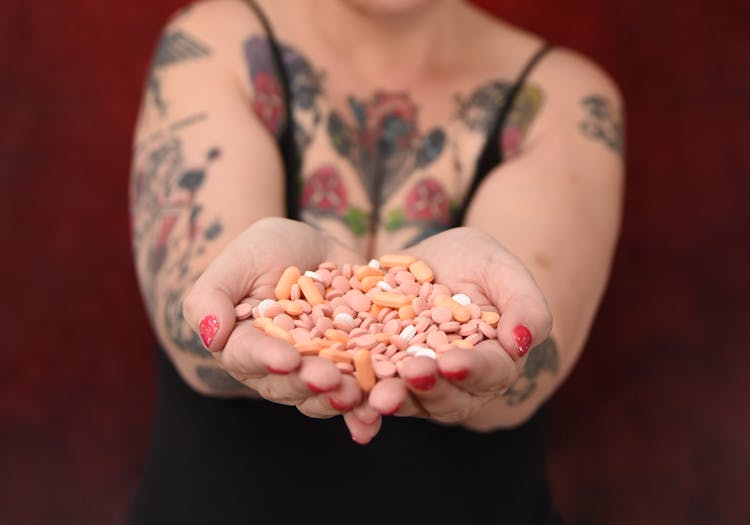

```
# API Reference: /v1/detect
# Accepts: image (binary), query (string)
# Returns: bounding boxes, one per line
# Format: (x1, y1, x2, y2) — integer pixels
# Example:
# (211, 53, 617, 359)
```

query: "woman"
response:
(128, 0, 624, 523)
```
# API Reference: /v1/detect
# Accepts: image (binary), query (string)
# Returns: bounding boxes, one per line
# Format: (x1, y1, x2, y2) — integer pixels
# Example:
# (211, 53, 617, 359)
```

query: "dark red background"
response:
(1, 0, 748, 523)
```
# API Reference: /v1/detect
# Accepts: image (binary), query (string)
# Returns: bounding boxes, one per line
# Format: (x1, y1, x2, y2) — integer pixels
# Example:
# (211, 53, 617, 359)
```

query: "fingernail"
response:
(513, 324, 532, 356)
(266, 365, 290, 375)
(407, 374, 436, 391)
(381, 402, 401, 416)
(199, 315, 219, 349)
(329, 397, 350, 411)
(306, 382, 334, 394)
(440, 368, 468, 381)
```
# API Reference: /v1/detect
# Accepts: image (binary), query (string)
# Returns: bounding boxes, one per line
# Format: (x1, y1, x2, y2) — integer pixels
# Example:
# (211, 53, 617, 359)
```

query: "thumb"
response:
(495, 291, 552, 361)
(182, 261, 246, 352)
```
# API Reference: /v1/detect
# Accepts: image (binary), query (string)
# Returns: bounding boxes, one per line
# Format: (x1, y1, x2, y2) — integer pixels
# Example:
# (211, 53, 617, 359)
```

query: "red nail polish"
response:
(199, 315, 219, 349)
(408, 374, 436, 391)
(513, 324, 532, 356)
(381, 402, 401, 416)
(266, 365, 290, 375)
(329, 397, 350, 411)
(440, 368, 468, 381)
(306, 382, 333, 394)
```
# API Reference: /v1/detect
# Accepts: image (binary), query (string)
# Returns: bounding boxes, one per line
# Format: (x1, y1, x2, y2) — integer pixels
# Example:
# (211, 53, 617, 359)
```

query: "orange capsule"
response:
(264, 323, 294, 344)
(274, 266, 301, 300)
(372, 291, 411, 308)
(369, 304, 384, 318)
(253, 317, 273, 330)
(319, 348, 354, 364)
(408, 260, 434, 283)
(359, 275, 382, 292)
(453, 339, 475, 350)
(452, 304, 471, 323)
(379, 253, 417, 268)
(324, 328, 349, 344)
(296, 339, 323, 356)
(353, 349, 376, 392)
(297, 276, 324, 305)
(398, 304, 416, 320)
(480, 310, 500, 327)
(354, 265, 384, 281)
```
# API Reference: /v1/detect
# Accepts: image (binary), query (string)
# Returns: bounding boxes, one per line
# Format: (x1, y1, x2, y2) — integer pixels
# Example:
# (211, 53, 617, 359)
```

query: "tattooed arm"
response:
(461, 49, 625, 429)
(130, 2, 285, 396)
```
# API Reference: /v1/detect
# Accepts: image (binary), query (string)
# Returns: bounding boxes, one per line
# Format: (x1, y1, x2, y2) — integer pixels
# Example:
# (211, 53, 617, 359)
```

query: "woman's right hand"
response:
(182, 217, 381, 438)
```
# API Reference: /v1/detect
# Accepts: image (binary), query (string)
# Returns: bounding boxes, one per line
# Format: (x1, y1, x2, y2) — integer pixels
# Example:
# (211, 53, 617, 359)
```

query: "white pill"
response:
(368, 259, 381, 269)
(376, 280, 393, 291)
(257, 299, 276, 316)
(406, 344, 431, 355)
(413, 348, 437, 359)
(451, 293, 471, 306)
(399, 325, 417, 341)
(304, 270, 324, 282)
(334, 313, 355, 327)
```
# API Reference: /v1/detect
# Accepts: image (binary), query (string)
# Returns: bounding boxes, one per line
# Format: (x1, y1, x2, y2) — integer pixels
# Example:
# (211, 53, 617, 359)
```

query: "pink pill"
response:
(459, 323, 477, 336)
(361, 317, 374, 330)
(439, 321, 461, 333)
(290, 284, 301, 301)
(319, 303, 333, 316)
(418, 282, 433, 299)
(466, 333, 483, 345)
(333, 305, 355, 318)
(273, 313, 295, 331)
(317, 269, 332, 287)
(391, 351, 409, 362)
(290, 328, 311, 344)
(295, 300, 312, 314)
(431, 306, 453, 324)
(309, 308, 322, 324)
(330, 297, 345, 308)
(315, 317, 333, 333)
(373, 360, 397, 379)
(382, 310, 399, 323)
(389, 334, 408, 351)
(349, 328, 369, 338)
(349, 277, 361, 290)
(429, 284, 452, 304)
(426, 331, 448, 348)
(376, 307, 390, 323)
(333, 320, 353, 332)
(369, 323, 384, 333)
(263, 303, 284, 318)
(372, 352, 387, 361)
(395, 270, 416, 285)
(331, 275, 350, 292)
(385, 344, 398, 358)
(351, 333, 378, 349)
(447, 334, 462, 342)
(436, 342, 457, 353)
(383, 319, 401, 335)
(414, 317, 431, 333)
(400, 281, 421, 296)
(295, 318, 314, 330)
(372, 342, 387, 354)
(411, 297, 429, 315)
(344, 290, 371, 313)
(235, 303, 253, 320)
(426, 324, 438, 334)
(468, 303, 482, 319)
(384, 273, 399, 287)
(410, 332, 428, 345)
(478, 322, 496, 339)
(335, 362, 354, 374)
(325, 289, 345, 300)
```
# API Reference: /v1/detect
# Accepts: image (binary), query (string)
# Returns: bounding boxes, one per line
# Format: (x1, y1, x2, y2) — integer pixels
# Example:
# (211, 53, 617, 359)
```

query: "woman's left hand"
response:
(366, 227, 553, 429)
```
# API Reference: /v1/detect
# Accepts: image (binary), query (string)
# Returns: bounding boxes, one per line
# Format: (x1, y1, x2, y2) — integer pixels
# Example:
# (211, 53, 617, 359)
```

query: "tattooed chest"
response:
(245, 36, 543, 254)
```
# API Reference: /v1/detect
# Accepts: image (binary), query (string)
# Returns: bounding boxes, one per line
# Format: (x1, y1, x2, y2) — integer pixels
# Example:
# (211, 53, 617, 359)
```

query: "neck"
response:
(309, 0, 464, 82)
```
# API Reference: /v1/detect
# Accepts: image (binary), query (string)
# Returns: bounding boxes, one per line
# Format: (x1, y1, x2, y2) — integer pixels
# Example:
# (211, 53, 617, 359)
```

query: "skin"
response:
(131, 0, 624, 442)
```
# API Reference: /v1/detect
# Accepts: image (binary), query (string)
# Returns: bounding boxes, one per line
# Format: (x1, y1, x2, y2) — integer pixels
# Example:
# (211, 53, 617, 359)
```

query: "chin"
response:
(341, 0, 443, 16)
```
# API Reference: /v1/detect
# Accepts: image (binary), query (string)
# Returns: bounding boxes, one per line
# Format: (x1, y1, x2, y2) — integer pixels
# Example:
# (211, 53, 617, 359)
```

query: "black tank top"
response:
(129, 4, 560, 524)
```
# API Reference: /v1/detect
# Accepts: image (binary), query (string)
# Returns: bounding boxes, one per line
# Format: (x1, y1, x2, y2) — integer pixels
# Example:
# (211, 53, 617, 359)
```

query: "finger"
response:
(297, 373, 362, 417)
(252, 356, 342, 406)
(181, 255, 250, 352)
(437, 342, 516, 395)
(368, 378, 423, 417)
(344, 411, 382, 445)
(398, 357, 476, 423)
(218, 321, 301, 377)
(495, 291, 553, 360)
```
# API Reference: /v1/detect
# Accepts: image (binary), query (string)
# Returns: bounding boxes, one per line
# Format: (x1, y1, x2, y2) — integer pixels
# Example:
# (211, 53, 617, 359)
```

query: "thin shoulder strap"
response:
(452, 43, 552, 227)
(244, 0, 302, 220)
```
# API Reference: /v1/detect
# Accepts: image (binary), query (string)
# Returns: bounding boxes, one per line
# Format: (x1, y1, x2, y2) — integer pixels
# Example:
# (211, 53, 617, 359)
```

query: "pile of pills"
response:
(234, 254, 501, 393)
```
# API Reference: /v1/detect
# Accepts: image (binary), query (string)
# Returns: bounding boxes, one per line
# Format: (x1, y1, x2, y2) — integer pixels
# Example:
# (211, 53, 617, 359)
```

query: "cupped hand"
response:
(182, 217, 382, 442)
(367, 227, 553, 427)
